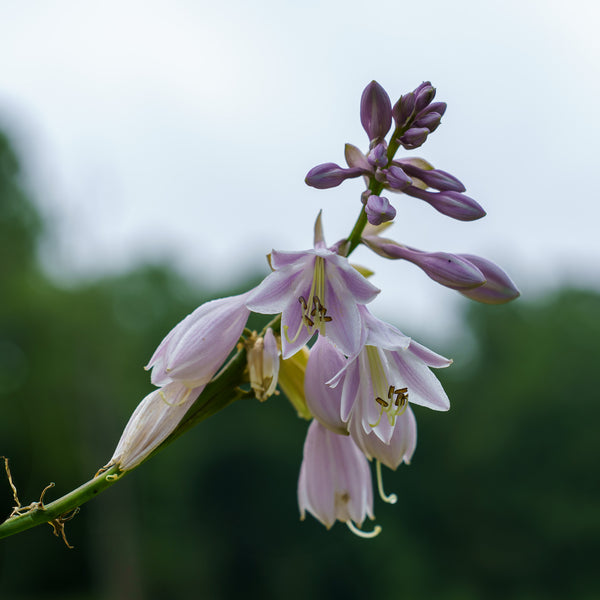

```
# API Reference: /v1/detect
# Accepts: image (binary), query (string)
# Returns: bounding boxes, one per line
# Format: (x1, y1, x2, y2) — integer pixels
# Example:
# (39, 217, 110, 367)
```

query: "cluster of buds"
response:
(110, 80, 519, 538)
(306, 80, 486, 224)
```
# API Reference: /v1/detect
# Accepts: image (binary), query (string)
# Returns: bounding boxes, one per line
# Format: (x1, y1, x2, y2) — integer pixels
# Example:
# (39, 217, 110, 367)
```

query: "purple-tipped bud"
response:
(398, 127, 429, 149)
(385, 165, 412, 190)
(420, 101, 447, 118)
(392, 92, 416, 128)
(414, 82, 436, 113)
(362, 237, 486, 290)
(395, 161, 466, 192)
(305, 163, 363, 189)
(367, 142, 388, 168)
(404, 187, 486, 221)
(360, 80, 392, 142)
(414, 112, 442, 133)
(365, 195, 396, 226)
(457, 254, 520, 304)
(344, 144, 372, 172)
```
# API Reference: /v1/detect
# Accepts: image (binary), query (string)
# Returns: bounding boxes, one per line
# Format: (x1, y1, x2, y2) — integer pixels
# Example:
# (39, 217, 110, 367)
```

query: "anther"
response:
(303, 315, 314, 328)
(388, 385, 395, 400)
(298, 296, 307, 310)
(323, 316, 333, 322)
(375, 397, 389, 408)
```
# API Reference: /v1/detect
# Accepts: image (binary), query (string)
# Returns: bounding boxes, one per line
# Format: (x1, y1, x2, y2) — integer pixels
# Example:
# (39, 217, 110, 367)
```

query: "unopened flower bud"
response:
(305, 163, 363, 189)
(361, 237, 486, 290)
(414, 82, 436, 113)
(457, 254, 520, 304)
(360, 80, 392, 142)
(365, 195, 396, 226)
(398, 127, 429, 149)
(384, 165, 412, 190)
(413, 111, 442, 133)
(111, 382, 203, 471)
(247, 328, 280, 402)
(367, 142, 388, 168)
(392, 92, 416, 128)
(395, 160, 465, 192)
(404, 187, 486, 221)
(420, 101, 447, 118)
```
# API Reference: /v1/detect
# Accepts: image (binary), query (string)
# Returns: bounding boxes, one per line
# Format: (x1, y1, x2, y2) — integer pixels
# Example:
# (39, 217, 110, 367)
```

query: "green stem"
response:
(0, 314, 281, 541)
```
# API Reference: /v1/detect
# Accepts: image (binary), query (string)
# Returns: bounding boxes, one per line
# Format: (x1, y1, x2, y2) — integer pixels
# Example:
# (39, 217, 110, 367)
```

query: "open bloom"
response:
(330, 307, 451, 447)
(298, 420, 375, 534)
(246, 220, 379, 358)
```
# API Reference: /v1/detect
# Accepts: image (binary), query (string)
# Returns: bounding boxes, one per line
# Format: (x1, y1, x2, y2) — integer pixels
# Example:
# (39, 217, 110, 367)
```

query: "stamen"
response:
(388, 385, 395, 400)
(323, 316, 333, 322)
(375, 397, 389, 408)
(347, 520, 382, 539)
(298, 296, 307, 310)
(376, 460, 398, 504)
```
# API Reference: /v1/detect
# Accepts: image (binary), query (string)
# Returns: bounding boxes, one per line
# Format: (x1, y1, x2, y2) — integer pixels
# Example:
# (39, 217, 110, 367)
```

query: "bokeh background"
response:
(1, 1, 599, 598)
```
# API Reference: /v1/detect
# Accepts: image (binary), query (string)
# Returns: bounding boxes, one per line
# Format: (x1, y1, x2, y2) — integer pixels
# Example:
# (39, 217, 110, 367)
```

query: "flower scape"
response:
(0, 80, 520, 542)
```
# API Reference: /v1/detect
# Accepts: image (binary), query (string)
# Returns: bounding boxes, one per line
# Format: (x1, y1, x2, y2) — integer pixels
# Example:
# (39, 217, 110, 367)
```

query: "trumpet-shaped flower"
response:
(246, 245, 379, 359)
(298, 420, 375, 534)
(330, 307, 451, 445)
(147, 291, 252, 388)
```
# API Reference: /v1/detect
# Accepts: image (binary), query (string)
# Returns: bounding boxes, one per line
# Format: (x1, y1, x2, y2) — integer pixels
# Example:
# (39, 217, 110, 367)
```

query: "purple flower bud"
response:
(361, 237, 486, 290)
(413, 112, 442, 133)
(420, 101, 447, 118)
(457, 254, 520, 304)
(384, 165, 412, 190)
(392, 92, 416, 128)
(404, 187, 486, 221)
(365, 195, 396, 226)
(367, 142, 388, 168)
(414, 82, 436, 113)
(398, 127, 429, 149)
(305, 162, 363, 189)
(395, 161, 466, 192)
(360, 80, 392, 142)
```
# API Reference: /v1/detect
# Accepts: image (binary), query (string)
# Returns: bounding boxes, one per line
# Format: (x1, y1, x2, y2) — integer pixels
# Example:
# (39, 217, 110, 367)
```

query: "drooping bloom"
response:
(147, 291, 252, 388)
(246, 216, 380, 358)
(330, 307, 451, 447)
(298, 420, 375, 533)
(304, 335, 348, 435)
(111, 381, 204, 470)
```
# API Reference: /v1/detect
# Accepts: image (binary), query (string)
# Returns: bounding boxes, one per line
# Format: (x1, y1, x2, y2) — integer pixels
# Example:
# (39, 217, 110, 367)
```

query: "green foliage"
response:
(0, 131, 599, 599)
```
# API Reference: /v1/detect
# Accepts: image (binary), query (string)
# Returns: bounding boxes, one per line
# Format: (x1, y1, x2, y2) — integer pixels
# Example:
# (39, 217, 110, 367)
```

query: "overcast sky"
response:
(1, 0, 598, 342)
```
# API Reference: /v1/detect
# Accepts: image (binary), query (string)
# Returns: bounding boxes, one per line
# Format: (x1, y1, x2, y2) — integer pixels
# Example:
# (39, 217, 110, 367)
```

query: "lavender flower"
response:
(403, 186, 486, 221)
(305, 162, 364, 189)
(330, 307, 451, 445)
(360, 80, 392, 143)
(246, 217, 380, 358)
(364, 195, 396, 226)
(111, 382, 204, 470)
(147, 292, 252, 388)
(298, 420, 377, 536)
(457, 254, 521, 304)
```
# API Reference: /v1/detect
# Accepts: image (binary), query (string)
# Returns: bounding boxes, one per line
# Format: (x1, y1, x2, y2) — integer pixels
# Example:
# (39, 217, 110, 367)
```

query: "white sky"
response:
(1, 0, 598, 341)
